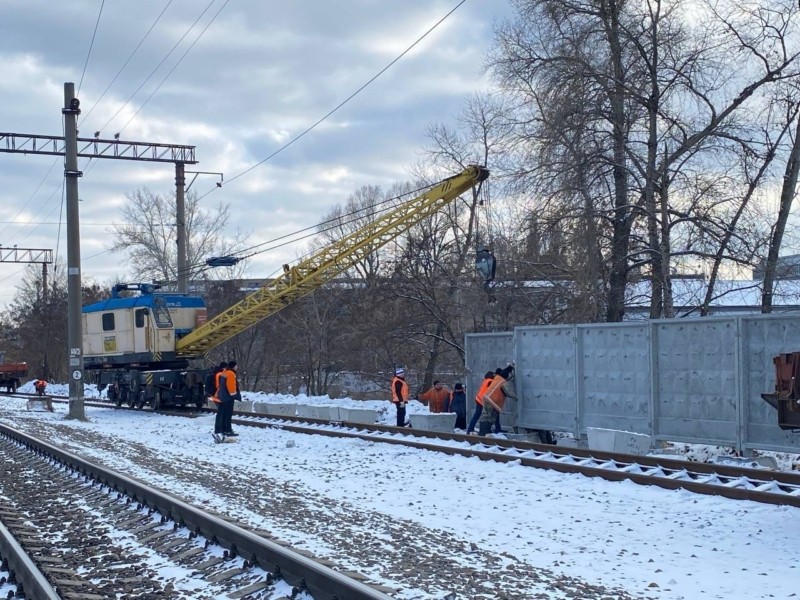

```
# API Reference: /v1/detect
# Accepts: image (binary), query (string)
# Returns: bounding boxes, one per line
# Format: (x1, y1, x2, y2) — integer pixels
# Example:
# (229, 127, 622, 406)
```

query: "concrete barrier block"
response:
(207, 399, 220, 410)
(328, 406, 343, 420)
(409, 413, 456, 433)
(234, 400, 253, 413)
(341, 407, 378, 424)
(587, 427, 652, 455)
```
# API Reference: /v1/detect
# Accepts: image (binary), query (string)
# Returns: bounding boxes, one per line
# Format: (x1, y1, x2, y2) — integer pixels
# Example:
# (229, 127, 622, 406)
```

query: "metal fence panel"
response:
(515, 326, 576, 432)
(464, 332, 514, 428)
(579, 323, 651, 434)
(654, 319, 738, 444)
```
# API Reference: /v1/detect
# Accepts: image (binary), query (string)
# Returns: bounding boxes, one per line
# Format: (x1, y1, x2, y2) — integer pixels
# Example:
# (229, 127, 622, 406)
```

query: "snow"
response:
(2, 382, 800, 599)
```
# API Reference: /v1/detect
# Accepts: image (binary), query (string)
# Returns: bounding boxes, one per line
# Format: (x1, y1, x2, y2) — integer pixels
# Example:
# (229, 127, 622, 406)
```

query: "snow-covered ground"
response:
(2, 382, 799, 599)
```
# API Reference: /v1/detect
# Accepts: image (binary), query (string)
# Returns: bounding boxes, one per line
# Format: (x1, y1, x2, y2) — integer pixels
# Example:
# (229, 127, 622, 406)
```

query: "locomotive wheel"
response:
(128, 380, 140, 408)
(151, 389, 162, 411)
(107, 385, 118, 406)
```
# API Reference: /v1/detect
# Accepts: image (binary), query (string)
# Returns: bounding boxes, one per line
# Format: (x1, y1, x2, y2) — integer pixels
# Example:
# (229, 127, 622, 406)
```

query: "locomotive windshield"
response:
(151, 296, 174, 329)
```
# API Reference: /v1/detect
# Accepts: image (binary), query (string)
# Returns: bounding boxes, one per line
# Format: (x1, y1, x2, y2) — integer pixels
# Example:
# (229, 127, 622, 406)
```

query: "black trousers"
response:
(215, 401, 234, 434)
(394, 403, 406, 427)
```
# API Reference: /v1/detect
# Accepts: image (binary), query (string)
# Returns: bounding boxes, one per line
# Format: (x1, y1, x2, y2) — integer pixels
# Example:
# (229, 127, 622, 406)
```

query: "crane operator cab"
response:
(475, 246, 497, 304)
(82, 282, 207, 370)
(82, 283, 210, 409)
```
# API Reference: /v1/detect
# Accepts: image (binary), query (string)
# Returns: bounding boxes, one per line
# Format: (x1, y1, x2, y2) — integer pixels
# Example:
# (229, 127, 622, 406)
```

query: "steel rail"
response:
(0, 423, 392, 600)
(0, 519, 61, 600)
(11, 393, 800, 505)
(228, 415, 800, 507)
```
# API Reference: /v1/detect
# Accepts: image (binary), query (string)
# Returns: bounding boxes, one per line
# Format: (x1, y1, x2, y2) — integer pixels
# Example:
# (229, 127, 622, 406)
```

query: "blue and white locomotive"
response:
(82, 283, 209, 409)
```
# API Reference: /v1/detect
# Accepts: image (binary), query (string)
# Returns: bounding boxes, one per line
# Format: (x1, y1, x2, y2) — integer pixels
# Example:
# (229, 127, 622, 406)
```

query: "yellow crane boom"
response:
(175, 164, 489, 358)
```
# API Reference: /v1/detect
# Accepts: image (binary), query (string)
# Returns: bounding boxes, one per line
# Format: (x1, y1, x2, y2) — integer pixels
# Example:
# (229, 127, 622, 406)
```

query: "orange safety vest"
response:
(391, 376, 409, 404)
(211, 369, 225, 403)
(481, 375, 507, 412)
(218, 369, 239, 402)
(475, 377, 493, 407)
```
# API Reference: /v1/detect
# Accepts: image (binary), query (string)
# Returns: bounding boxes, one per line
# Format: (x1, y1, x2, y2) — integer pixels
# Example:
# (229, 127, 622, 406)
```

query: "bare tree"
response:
(762, 110, 800, 312)
(108, 188, 246, 286)
(488, 0, 800, 321)
(317, 185, 386, 284)
(0, 263, 105, 381)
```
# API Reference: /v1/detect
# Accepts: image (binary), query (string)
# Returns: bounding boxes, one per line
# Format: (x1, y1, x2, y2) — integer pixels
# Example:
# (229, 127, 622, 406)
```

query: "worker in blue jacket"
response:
(448, 382, 467, 430)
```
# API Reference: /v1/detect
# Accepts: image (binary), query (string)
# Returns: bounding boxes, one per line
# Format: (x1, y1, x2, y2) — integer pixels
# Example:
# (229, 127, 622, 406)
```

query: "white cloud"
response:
(0, 0, 513, 300)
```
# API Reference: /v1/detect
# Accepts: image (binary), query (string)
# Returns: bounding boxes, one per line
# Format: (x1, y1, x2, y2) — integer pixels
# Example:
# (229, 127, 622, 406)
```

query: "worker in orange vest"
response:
(34, 378, 47, 397)
(467, 371, 500, 435)
(216, 360, 242, 437)
(390, 368, 409, 427)
(478, 364, 516, 436)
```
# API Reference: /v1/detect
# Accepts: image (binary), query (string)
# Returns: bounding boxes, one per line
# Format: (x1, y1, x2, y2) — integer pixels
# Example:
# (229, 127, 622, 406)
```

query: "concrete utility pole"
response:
(175, 162, 187, 294)
(63, 82, 85, 420)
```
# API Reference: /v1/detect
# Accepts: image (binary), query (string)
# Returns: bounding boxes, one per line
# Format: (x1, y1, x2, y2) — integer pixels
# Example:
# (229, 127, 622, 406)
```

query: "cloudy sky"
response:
(0, 0, 512, 306)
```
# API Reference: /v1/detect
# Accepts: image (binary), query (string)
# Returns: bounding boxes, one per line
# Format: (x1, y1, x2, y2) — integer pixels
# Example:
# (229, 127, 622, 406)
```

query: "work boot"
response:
(478, 421, 491, 436)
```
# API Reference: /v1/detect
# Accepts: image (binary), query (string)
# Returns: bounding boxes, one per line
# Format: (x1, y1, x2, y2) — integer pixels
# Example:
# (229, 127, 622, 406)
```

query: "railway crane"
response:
(83, 165, 489, 409)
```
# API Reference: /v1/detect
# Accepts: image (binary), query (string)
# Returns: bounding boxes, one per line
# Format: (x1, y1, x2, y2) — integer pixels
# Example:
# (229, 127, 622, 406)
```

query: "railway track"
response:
(11, 391, 800, 509)
(0, 422, 392, 600)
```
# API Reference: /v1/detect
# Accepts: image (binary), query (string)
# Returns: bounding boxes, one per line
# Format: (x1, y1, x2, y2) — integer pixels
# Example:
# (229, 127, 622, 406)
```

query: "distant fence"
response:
(465, 314, 800, 454)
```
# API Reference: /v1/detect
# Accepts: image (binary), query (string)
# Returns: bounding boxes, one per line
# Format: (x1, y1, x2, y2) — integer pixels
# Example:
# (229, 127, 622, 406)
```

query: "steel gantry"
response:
(0, 132, 196, 163)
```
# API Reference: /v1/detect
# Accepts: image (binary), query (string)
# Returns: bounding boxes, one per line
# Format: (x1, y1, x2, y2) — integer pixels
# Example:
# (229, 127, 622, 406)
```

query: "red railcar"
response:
(0, 362, 27, 392)
(762, 353, 800, 430)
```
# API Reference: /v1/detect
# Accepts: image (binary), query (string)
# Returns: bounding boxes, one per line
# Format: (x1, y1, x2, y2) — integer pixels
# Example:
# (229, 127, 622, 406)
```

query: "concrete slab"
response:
(587, 427, 652, 455)
(341, 407, 378, 424)
(296, 405, 332, 420)
(409, 413, 456, 433)
(252, 402, 296, 417)
(710, 455, 779, 470)
(505, 432, 539, 443)
(27, 397, 53, 412)
(328, 406, 344, 420)
(555, 437, 583, 449)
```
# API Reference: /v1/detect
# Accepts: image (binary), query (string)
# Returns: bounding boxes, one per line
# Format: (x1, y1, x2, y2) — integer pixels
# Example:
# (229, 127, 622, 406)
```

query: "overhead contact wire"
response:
(118, 0, 233, 135)
(96, 0, 217, 136)
(81, 0, 175, 128)
(78, 0, 106, 96)
(196, 0, 469, 201)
